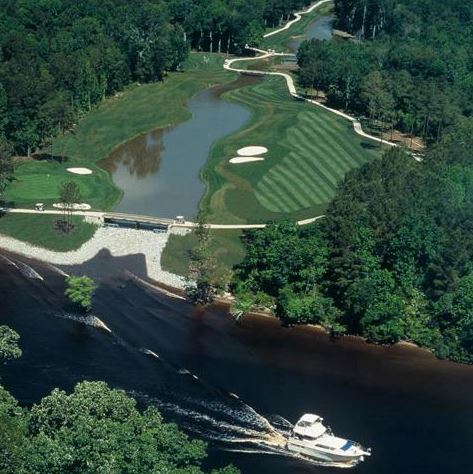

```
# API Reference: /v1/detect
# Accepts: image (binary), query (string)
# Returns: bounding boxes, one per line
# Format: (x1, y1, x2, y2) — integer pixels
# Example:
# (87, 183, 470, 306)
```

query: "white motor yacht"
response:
(287, 414, 371, 466)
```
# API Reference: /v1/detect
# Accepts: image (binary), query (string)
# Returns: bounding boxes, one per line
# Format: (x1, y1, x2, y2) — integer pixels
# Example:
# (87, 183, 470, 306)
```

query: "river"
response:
(2, 11, 472, 474)
(1, 253, 472, 474)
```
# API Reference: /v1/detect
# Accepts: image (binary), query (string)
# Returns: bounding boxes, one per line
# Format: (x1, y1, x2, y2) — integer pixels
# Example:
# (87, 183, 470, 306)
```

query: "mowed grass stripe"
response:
(290, 138, 347, 183)
(254, 105, 380, 213)
(258, 175, 301, 212)
(287, 123, 351, 176)
(259, 179, 301, 213)
(255, 181, 289, 212)
(297, 113, 364, 166)
(269, 166, 319, 208)
(281, 153, 332, 201)
(261, 152, 332, 209)
(284, 166, 329, 205)
(300, 113, 369, 168)
(290, 127, 355, 177)
(262, 170, 311, 210)
(286, 156, 335, 203)
(289, 132, 345, 185)
(284, 151, 336, 199)
(259, 171, 310, 212)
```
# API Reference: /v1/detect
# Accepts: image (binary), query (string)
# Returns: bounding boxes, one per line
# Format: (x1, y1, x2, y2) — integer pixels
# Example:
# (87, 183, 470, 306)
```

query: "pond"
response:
(100, 76, 256, 220)
(288, 15, 334, 52)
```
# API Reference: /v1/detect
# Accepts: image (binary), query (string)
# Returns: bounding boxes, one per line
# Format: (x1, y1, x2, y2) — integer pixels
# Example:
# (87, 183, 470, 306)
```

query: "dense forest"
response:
(234, 121, 473, 363)
(297, 0, 473, 143)
(0, 0, 313, 162)
(0, 325, 237, 473)
(231, 0, 473, 364)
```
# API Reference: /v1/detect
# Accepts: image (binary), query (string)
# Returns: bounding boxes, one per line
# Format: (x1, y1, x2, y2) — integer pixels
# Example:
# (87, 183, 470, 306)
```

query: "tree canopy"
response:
(0, 380, 238, 474)
(234, 122, 473, 363)
(298, 0, 473, 143)
(0, 0, 315, 157)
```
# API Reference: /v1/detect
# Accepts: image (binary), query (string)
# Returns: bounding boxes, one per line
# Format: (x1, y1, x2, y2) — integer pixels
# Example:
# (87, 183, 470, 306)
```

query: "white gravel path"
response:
(0, 227, 185, 289)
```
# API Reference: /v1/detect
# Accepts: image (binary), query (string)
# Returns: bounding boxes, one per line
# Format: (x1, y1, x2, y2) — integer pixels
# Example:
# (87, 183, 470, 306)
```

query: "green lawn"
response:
(261, 2, 334, 52)
(4, 54, 236, 211)
(0, 213, 97, 252)
(161, 229, 245, 277)
(200, 75, 381, 224)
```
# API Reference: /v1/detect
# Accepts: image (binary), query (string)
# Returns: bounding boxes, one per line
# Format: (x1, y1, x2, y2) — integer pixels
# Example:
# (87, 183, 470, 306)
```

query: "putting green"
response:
(5, 161, 116, 210)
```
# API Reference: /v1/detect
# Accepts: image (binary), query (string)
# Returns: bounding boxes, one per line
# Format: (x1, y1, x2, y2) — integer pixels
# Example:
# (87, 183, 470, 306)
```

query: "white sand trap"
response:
(230, 157, 265, 164)
(237, 146, 268, 156)
(67, 167, 93, 175)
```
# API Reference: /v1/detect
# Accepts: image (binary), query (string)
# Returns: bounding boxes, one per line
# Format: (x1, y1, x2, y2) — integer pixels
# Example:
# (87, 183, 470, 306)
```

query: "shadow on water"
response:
(99, 75, 260, 220)
(1, 253, 473, 474)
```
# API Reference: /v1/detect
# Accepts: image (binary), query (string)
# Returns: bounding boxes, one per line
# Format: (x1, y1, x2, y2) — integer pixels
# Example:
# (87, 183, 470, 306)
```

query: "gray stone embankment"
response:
(0, 227, 186, 289)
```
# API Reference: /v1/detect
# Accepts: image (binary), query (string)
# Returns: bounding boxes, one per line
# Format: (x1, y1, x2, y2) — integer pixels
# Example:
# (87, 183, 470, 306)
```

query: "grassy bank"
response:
(0, 214, 97, 252)
(4, 54, 236, 211)
(200, 75, 380, 224)
(262, 2, 334, 52)
(161, 230, 245, 277)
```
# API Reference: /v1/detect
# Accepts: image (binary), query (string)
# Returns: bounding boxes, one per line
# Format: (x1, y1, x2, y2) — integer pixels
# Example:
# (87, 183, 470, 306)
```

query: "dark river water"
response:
(100, 77, 254, 220)
(1, 253, 473, 474)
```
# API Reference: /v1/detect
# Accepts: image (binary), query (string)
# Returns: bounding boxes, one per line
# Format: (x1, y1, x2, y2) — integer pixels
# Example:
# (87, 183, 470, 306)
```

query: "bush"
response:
(64, 276, 96, 312)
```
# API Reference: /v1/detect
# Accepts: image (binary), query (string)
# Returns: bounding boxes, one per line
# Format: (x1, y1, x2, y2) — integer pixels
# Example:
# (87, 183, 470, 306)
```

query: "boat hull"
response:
(287, 439, 364, 465)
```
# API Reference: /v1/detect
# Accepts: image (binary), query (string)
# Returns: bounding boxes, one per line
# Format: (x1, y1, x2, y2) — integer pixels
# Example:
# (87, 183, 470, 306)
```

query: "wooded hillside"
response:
(298, 0, 473, 143)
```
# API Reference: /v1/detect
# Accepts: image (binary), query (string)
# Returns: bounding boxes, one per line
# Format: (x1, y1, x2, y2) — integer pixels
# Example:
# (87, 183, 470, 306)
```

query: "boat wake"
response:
(54, 312, 112, 333)
(0, 254, 45, 281)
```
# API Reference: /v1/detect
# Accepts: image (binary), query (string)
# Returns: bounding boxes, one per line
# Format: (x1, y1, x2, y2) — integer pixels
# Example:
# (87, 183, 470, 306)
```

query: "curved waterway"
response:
(100, 76, 256, 219)
(288, 15, 334, 52)
(1, 254, 473, 474)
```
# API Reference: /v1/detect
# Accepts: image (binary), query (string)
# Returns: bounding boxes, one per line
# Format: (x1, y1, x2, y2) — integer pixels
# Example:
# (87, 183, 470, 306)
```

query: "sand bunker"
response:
(53, 203, 92, 210)
(237, 146, 268, 156)
(230, 157, 265, 164)
(67, 167, 93, 175)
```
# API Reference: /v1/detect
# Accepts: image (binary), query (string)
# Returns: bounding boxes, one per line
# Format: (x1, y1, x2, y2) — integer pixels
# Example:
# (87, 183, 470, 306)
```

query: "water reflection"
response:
(101, 129, 164, 179)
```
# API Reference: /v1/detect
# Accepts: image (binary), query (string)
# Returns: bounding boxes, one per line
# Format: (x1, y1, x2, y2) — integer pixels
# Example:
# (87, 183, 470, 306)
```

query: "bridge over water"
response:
(1, 207, 322, 230)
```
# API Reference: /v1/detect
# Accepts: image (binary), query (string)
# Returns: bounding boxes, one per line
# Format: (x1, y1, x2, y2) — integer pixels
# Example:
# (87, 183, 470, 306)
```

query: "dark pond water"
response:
(288, 15, 334, 52)
(1, 254, 473, 474)
(100, 77, 255, 219)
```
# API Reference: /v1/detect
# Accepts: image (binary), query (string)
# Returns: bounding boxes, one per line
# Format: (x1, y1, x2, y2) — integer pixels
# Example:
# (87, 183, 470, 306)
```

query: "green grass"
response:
(200, 75, 381, 224)
(161, 229, 245, 277)
(5, 160, 118, 210)
(262, 2, 334, 52)
(4, 54, 236, 211)
(0, 213, 97, 252)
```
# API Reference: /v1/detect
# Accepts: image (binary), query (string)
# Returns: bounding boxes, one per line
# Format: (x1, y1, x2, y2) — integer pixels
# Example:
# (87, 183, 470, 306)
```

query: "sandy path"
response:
(224, 0, 397, 148)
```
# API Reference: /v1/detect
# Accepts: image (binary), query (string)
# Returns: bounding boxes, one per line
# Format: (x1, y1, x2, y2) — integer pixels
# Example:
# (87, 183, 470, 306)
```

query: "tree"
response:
(65, 275, 96, 312)
(58, 180, 81, 233)
(0, 138, 13, 197)
(230, 292, 255, 322)
(277, 286, 342, 329)
(185, 214, 220, 305)
(0, 380, 238, 474)
(0, 326, 21, 361)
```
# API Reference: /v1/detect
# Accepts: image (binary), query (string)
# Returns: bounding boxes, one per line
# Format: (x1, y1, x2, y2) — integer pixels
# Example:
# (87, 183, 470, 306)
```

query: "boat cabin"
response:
(293, 414, 327, 439)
